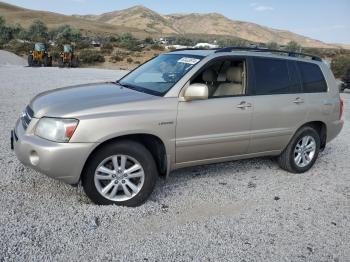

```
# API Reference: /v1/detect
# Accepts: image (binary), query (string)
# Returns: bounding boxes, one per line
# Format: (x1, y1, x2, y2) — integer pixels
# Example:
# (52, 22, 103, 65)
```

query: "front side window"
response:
(297, 62, 327, 93)
(119, 54, 203, 96)
(191, 59, 246, 98)
(253, 58, 292, 95)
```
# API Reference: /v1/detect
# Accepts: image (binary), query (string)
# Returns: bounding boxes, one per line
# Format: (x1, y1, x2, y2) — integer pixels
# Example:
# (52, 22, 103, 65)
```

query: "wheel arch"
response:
(295, 121, 327, 150)
(80, 133, 168, 182)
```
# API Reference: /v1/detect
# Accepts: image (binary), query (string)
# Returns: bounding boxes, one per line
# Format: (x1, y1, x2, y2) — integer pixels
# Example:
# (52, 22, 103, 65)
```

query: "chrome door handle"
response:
(237, 101, 252, 109)
(293, 97, 304, 104)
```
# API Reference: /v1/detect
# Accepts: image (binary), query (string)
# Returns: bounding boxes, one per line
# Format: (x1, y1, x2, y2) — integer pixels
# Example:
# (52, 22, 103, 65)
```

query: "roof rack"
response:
(215, 46, 322, 61)
(168, 47, 221, 52)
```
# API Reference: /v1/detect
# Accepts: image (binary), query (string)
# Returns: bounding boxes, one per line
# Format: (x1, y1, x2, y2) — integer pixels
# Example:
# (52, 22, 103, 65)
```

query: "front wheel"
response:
(82, 140, 158, 206)
(278, 126, 320, 173)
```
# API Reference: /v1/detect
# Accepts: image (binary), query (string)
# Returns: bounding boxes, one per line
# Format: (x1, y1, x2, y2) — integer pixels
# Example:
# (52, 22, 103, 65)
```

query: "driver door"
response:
(175, 57, 253, 165)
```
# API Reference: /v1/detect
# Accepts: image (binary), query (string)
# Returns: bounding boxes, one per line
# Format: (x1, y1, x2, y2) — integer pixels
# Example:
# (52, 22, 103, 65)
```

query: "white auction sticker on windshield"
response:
(177, 57, 200, 65)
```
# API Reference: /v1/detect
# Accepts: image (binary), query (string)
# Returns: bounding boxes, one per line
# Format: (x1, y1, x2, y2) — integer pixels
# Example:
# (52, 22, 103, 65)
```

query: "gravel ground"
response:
(0, 65, 349, 262)
(0, 51, 26, 66)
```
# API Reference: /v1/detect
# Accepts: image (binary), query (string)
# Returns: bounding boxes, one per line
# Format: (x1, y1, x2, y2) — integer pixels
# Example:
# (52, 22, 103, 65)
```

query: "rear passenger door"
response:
(248, 57, 307, 153)
(296, 61, 332, 124)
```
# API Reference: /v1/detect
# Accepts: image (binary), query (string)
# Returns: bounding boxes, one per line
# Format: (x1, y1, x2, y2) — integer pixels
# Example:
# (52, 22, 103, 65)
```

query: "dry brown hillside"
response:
(0, 2, 144, 37)
(167, 13, 331, 48)
(78, 5, 336, 48)
(0, 2, 342, 48)
(79, 6, 178, 35)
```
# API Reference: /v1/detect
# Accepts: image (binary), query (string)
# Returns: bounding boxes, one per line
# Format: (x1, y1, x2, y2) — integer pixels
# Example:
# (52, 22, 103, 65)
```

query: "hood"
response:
(30, 82, 156, 118)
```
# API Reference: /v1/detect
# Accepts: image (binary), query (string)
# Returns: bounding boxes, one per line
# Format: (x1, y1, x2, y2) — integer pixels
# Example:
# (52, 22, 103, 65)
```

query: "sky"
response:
(2, 0, 350, 44)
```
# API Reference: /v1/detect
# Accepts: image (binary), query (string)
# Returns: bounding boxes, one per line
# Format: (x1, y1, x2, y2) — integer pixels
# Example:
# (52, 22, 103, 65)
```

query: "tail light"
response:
(340, 97, 344, 120)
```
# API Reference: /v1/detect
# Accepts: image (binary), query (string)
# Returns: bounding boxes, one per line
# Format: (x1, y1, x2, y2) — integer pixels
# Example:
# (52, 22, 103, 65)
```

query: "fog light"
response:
(29, 150, 39, 166)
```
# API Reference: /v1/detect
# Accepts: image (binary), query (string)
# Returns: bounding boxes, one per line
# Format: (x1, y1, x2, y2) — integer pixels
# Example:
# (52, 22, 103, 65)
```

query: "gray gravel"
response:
(0, 65, 349, 262)
(0, 51, 26, 66)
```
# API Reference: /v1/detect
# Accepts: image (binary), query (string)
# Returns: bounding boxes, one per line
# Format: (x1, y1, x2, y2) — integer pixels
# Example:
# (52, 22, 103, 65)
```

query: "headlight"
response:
(35, 117, 79, 142)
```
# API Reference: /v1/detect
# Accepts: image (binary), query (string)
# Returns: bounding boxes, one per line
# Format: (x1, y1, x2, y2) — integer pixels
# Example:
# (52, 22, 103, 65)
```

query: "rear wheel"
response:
(58, 58, 64, 68)
(82, 140, 158, 206)
(43, 55, 49, 67)
(27, 55, 33, 67)
(278, 126, 320, 173)
(71, 56, 79, 68)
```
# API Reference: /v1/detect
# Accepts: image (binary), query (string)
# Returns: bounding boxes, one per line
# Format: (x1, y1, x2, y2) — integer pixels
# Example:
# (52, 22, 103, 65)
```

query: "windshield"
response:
(118, 54, 203, 96)
(34, 43, 45, 51)
(64, 45, 72, 52)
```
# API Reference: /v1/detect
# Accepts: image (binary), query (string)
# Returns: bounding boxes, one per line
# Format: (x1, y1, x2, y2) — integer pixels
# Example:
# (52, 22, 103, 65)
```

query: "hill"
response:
(0, 2, 145, 37)
(0, 2, 344, 48)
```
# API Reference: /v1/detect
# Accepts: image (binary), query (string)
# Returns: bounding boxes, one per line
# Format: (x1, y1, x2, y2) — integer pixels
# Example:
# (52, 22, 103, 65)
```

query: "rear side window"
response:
(252, 58, 299, 95)
(297, 62, 327, 93)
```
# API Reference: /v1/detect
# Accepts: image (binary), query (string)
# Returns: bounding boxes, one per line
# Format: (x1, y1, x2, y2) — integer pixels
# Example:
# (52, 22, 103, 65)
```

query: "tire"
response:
(71, 56, 79, 68)
(277, 126, 320, 173)
(58, 58, 64, 68)
(82, 140, 158, 206)
(340, 84, 346, 92)
(43, 55, 49, 67)
(47, 57, 52, 67)
(28, 55, 33, 67)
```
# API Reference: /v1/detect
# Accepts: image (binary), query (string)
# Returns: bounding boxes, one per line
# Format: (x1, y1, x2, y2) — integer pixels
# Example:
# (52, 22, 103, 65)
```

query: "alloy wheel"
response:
(294, 135, 316, 168)
(94, 155, 145, 201)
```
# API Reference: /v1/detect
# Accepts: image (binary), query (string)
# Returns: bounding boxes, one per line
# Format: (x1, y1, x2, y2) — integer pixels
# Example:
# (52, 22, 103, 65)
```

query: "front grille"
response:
(21, 106, 34, 130)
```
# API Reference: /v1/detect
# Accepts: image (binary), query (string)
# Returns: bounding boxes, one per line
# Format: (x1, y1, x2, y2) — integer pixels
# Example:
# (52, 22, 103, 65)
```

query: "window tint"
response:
(287, 61, 302, 93)
(253, 58, 292, 95)
(297, 62, 327, 93)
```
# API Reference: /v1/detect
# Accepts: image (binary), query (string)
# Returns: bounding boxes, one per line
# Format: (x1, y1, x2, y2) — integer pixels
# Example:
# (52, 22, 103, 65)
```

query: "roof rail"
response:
(215, 46, 322, 61)
(168, 47, 220, 52)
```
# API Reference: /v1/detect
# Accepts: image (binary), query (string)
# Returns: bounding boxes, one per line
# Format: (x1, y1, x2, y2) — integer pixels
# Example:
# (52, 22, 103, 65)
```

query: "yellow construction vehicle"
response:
(58, 44, 79, 68)
(28, 43, 52, 67)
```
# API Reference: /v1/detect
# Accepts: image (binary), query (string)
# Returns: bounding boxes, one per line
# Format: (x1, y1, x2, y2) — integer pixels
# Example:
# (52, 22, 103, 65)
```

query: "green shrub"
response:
(331, 54, 350, 78)
(75, 41, 90, 50)
(5, 40, 32, 55)
(110, 52, 124, 63)
(126, 57, 133, 63)
(121, 41, 142, 52)
(150, 44, 165, 51)
(101, 42, 114, 54)
(51, 51, 60, 61)
(79, 49, 105, 64)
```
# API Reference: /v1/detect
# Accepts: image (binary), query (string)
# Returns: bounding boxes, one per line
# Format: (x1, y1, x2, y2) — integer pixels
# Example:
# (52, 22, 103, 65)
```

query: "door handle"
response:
(237, 101, 252, 109)
(293, 97, 304, 104)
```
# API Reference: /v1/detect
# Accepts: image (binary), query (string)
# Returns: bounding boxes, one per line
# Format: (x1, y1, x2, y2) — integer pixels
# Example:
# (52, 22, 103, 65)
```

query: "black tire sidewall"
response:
(82, 140, 158, 206)
(289, 127, 320, 173)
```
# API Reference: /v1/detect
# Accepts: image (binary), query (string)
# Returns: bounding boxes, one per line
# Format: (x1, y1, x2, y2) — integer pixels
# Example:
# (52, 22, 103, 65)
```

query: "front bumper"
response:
(12, 118, 97, 184)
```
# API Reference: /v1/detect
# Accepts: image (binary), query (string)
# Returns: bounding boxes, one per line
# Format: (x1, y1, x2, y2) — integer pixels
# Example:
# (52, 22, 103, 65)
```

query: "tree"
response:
(144, 36, 154, 44)
(266, 41, 279, 50)
(0, 16, 5, 28)
(10, 23, 26, 39)
(0, 16, 13, 45)
(51, 25, 81, 43)
(331, 54, 350, 78)
(285, 41, 302, 53)
(27, 20, 48, 42)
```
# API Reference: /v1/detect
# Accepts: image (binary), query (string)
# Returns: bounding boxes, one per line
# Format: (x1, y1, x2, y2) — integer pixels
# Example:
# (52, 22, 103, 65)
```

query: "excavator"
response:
(28, 43, 52, 67)
(58, 44, 79, 68)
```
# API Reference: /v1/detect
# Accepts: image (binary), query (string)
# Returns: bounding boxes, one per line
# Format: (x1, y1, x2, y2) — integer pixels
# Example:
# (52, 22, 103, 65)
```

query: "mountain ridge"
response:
(0, 2, 345, 48)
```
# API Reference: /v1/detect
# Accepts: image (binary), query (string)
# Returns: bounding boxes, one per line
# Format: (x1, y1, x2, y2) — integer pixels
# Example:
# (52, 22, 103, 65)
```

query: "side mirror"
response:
(183, 83, 209, 101)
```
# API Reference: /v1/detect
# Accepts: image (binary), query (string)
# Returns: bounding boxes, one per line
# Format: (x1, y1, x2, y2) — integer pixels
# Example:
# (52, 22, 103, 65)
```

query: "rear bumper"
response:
(12, 119, 97, 184)
(327, 119, 344, 143)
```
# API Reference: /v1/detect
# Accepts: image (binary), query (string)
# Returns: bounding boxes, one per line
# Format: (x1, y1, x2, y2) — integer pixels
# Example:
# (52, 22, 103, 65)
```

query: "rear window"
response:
(252, 58, 299, 95)
(297, 62, 327, 93)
